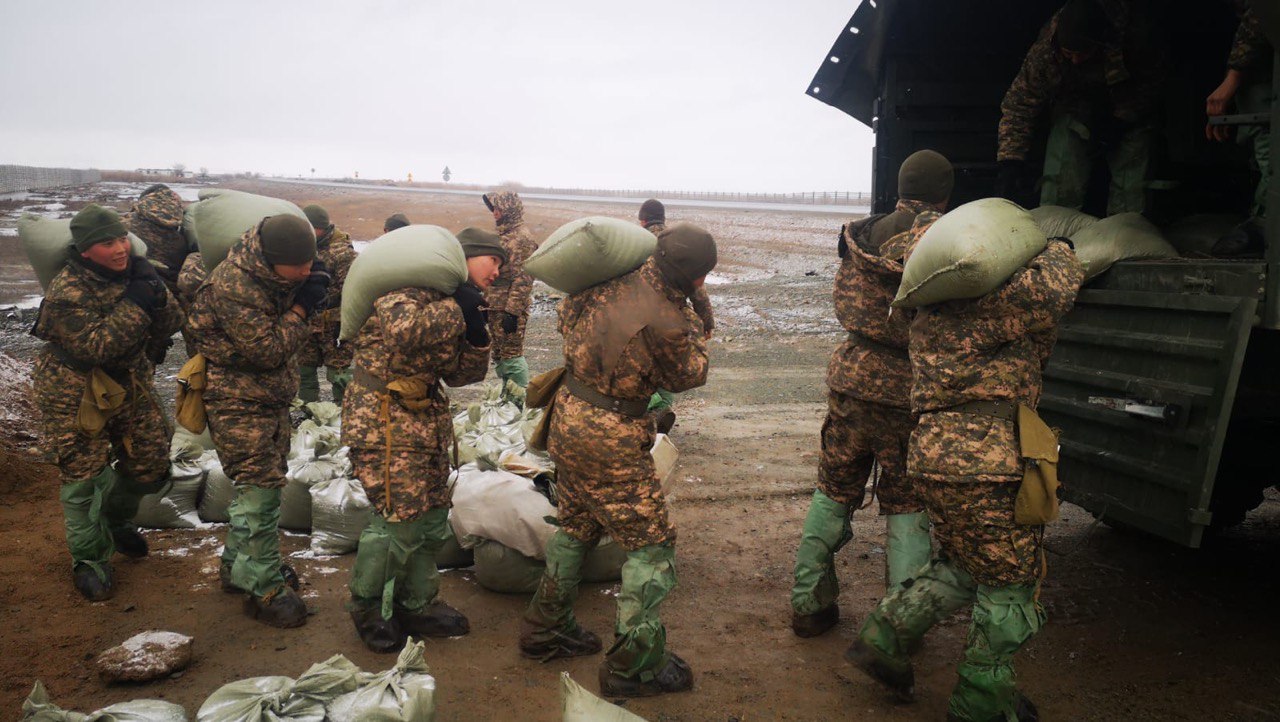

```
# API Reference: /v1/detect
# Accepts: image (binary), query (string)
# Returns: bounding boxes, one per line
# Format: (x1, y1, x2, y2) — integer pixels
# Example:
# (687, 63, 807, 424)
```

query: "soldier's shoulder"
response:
(45, 263, 85, 301)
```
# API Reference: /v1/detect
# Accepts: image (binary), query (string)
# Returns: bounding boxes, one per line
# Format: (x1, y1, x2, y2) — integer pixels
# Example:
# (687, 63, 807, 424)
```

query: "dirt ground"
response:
(1, 181, 1278, 720)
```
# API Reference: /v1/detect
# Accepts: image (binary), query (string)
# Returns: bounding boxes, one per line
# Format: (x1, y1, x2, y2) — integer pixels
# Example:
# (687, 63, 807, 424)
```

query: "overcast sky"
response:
(0, 1, 872, 193)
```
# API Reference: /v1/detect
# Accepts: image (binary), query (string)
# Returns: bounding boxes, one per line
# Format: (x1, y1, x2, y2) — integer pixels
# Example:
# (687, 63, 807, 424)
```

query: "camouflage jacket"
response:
(907, 240, 1083, 482)
(31, 255, 182, 410)
(827, 200, 938, 406)
(997, 3, 1165, 161)
(646, 221, 715, 335)
(126, 188, 188, 284)
(486, 192, 540, 317)
(558, 259, 708, 402)
(341, 287, 489, 452)
(313, 226, 358, 328)
(1229, 4, 1270, 72)
(176, 252, 207, 314)
(186, 227, 309, 407)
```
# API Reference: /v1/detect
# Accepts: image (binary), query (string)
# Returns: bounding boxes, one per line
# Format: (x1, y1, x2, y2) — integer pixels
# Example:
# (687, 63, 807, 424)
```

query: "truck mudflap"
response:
(1041, 288, 1257, 548)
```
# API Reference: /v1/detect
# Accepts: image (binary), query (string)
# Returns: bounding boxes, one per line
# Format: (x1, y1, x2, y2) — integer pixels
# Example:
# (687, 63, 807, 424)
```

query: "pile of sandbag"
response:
(282, 416, 351, 531)
(453, 383, 548, 470)
(340, 225, 468, 341)
(22, 680, 187, 721)
(525, 216, 657, 294)
(310, 476, 371, 556)
(17, 214, 148, 291)
(184, 189, 307, 271)
(1031, 206, 1179, 280)
(133, 437, 214, 529)
(561, 672, 647, 722)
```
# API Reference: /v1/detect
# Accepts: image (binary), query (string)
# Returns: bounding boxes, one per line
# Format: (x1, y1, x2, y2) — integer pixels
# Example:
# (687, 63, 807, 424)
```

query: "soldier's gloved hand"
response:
(293, 266, 331, 316)
(124, 258, 166, 313)
(995, 159, 1030, 202)
(501, 311, 519, 334)
(452, 283, 490, 347)
(148, 335, 174, 366)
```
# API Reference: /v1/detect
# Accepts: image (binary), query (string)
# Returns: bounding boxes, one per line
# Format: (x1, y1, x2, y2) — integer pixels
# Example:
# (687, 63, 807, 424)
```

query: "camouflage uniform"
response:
(1227, 3, 1273, 219)
(853, 240, 1083, 722)
(297, 226, 357, 404)
(187, 228, 309, 599)
(342, 286, 489, 623)
(32, 254, 182, 583)
(998, 3, 1164, 214)
(176, 252, 207, 358)
(485, 192, 539, 385)
(125, 188, 188, 291)
(644, 221, 714, 336)
(525, 258, 708, 679)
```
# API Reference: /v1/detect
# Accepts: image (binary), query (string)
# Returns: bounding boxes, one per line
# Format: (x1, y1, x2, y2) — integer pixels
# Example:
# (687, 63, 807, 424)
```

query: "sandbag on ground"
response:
(18, 214, 148, 292)
(198, 459, 235, 523)
(437, 517, 474, 569)
(172, 424, 215, 452)
(197, 654, 361, 721)
(526, 216, 657, 294)
(22, 680, 188, 722)
(339, 225, 467, 341)
(473, 539, 545, 594)
(134, 442, 208, 529)
(560, 672, 647, 722)
(282, 446, 350, 531)
(310, 477, 371, 555)
(451, 468, 556, 559)
(327, 641, 436, 722)
(894, 198, 1046, 308)
(1070, 212, 1178, 281)
(1030, 205, 1098, 239)
(184, 188, 307, 272)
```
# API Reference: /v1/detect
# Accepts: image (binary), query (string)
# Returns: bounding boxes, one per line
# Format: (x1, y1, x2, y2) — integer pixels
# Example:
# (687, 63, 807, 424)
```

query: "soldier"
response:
(996, 0, 1164, 215)
(31, 204, 182, 600)
(847, 236, 1083, 722)
(482, 191, 539, 391)
(341, 227, 502, 652)
(520, 223, 715, 698)
(638, 199, 715, 434)
(176, 252, 207, 359)
(383, 213, 411, 233)
(125, 184, 188, 294)
(187, 214, 329, 627)
(790, 150, 953, 638)
(297, 204, 357, 405)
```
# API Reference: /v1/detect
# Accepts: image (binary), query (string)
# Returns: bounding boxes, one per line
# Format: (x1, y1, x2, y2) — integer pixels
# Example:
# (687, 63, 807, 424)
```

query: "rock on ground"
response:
(95, 630, 193, 683)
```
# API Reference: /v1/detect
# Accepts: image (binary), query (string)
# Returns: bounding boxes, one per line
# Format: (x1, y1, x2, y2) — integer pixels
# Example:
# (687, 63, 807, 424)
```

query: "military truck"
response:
(808, 0, 1280, 547)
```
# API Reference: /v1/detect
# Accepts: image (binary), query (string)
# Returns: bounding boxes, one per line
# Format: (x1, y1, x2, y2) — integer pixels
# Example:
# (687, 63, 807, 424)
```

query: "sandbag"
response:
(197, 676, 318, 722)
(581, 537, 627, 583)
(172, 424, 215, 452)
(18, 214, 148, 292)
(198, 460, 234, 523)
(560, 672, 647, 722)
(1163, 213, 1242, 256)
(525, 216, 657, 294)
(133, 442, 207, 529)
(282, 447, 350, 531)
(473, 539, 545, 594)
(339, 225, 467, 341)
(451, 468, 557, 559)
(1070, 212, 1178, 281)
(437, 517, 473, 569)
(22, 680, 188, 722)
(1029, 205, 1098, 239)
(310, 477, 371, 555)
(184, 189, 307, 272)
(327, 641, 436, 722)
(894, 198, 1046, 308)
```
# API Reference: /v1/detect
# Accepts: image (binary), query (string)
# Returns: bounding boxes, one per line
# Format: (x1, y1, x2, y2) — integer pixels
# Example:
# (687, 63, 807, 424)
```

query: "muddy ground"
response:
(1, 181, 1278, 720)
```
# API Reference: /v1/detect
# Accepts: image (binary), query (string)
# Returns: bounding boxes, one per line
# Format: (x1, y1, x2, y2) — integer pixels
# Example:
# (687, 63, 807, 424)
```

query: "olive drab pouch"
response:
(1014, 403, 1061, 525)
(78, 368, 128, 436)
(525, 366, 567, 452)
(385, 376, 435, 412)
(175, 353, 208, 433)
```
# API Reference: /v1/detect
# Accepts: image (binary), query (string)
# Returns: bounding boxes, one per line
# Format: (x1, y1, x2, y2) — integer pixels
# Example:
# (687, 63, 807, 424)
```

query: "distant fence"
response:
(537, 189, 871, 206)
(0, 165, 101, 194)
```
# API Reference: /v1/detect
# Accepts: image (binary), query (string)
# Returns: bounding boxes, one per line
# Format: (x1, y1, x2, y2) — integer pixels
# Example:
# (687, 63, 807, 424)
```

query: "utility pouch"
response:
(78, 368, 129, 436)
(1014, 403, 1061, 525)
(385, 376, 436, 412)
(525, 366, 567, 452)
(175, 353, 208, 433)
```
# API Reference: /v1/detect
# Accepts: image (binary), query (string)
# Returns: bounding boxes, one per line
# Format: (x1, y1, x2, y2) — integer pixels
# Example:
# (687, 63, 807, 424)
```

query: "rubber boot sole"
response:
(792, 605, 839, 638)
(845, 639, 914, 703)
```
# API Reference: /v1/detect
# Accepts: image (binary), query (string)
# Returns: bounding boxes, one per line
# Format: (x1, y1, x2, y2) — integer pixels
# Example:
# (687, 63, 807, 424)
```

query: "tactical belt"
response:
(847, 331, 907, 359)
(948, 400, 1017, 422)
(563, 372, 649, 418)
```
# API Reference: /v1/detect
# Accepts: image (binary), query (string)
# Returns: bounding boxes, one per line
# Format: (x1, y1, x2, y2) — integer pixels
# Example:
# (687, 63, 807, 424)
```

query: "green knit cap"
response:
(70, 204, 128, 252)
(302, 204, 331, 230)
(898, 149, 954, 204)
(456, 227, 508, 265)
(260, 214, 317, 265)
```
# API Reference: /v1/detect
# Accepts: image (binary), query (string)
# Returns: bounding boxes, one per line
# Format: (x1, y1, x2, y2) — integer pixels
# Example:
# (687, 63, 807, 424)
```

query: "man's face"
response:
(81, 236, 131, 272)
(272, 260, 314, 283)
(466, 255, 502, 289)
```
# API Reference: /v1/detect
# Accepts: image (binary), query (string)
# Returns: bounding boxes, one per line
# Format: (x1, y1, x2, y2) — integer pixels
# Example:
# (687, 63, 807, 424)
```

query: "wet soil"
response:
(0, 182, 1278, 720)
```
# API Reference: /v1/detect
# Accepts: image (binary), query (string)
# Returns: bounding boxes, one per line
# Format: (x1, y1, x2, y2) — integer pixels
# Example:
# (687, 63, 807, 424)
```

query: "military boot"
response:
(73, 563, 114, 602)
(395, 601, 470, 638)
(523, 530, 601, 660)
(792, 604, 840, 638)
(220, 562, 300, 594)
(845, 637, 914, 703)
(653, 408, 676, 435)
(947, 693, 1039, 722)
(243, 587, 308, 628)
(790, 489, 852, 637)
(519, 621, 602, 661)
(351, 601, 406, 653)
(112, 528, 149, 558)
(598, 652, 693, 698)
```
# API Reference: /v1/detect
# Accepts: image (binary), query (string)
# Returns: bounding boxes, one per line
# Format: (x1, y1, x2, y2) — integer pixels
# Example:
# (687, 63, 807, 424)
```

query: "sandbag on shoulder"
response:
(184, 189, 307, 272)
(526, 216, 656, 294)
(894, 198, 1046, 308)
(18, 214, 148, 292)
(1030, 205, 1098, 239)
(339, 225, 468, 341)
(1070, 212, 1178, 281)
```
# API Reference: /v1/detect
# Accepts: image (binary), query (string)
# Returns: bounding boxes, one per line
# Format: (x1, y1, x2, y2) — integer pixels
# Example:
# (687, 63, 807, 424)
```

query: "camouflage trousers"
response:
(548, 393, 675, 550)
(37, 379, 172, 486)
(487, 311, 528, 361)
(819, 392, 922, 515)
(205, 396, 291, 489)
(919, 478, 1042, 587)
(350, 447, 452, 522)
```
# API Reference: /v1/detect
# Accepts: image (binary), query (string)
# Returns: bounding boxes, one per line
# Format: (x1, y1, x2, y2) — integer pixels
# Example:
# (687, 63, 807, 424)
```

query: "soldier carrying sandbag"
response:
(519, 223, 716, 698)
(125, 184, 189, 295)
(790, 150, 953, 638)
(297, 204, 358, 406)
(482, 191, 539, 392)
(340, 227, 503, 651)
(187, 214, 329, 628)
(31, 204, 183, 601)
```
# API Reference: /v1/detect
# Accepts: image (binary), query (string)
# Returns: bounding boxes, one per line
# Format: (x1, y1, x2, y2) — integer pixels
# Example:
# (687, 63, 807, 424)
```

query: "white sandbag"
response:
(22, 680, 188, 722)
(652, 433, 678, 493)
(1163, 213, 1241, 256)
(133, 442, 207, 529)
(196, 676, 318, 722)
(1070, 212, 1178, 281)
(327, 641, 436, 722)
(290, 420, 343, 460)
(894, 198, 1046, 308)
(282, 447, 350, 531)
(1029, 205, 1098, 239)
(473, 539, 545, 594)
(18, 214, 148, 292)
(172, 424, 215, 452)
(450, 468, 557, 559)
(526, 216, 657, 294)
(289, 655, 363, 712)
(198, 460, 234, 523)
(339, 225, 468, 341)
(560, 672, 647, 722)
(184, 189, 307, 272)
(310, 477, 371, 555)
